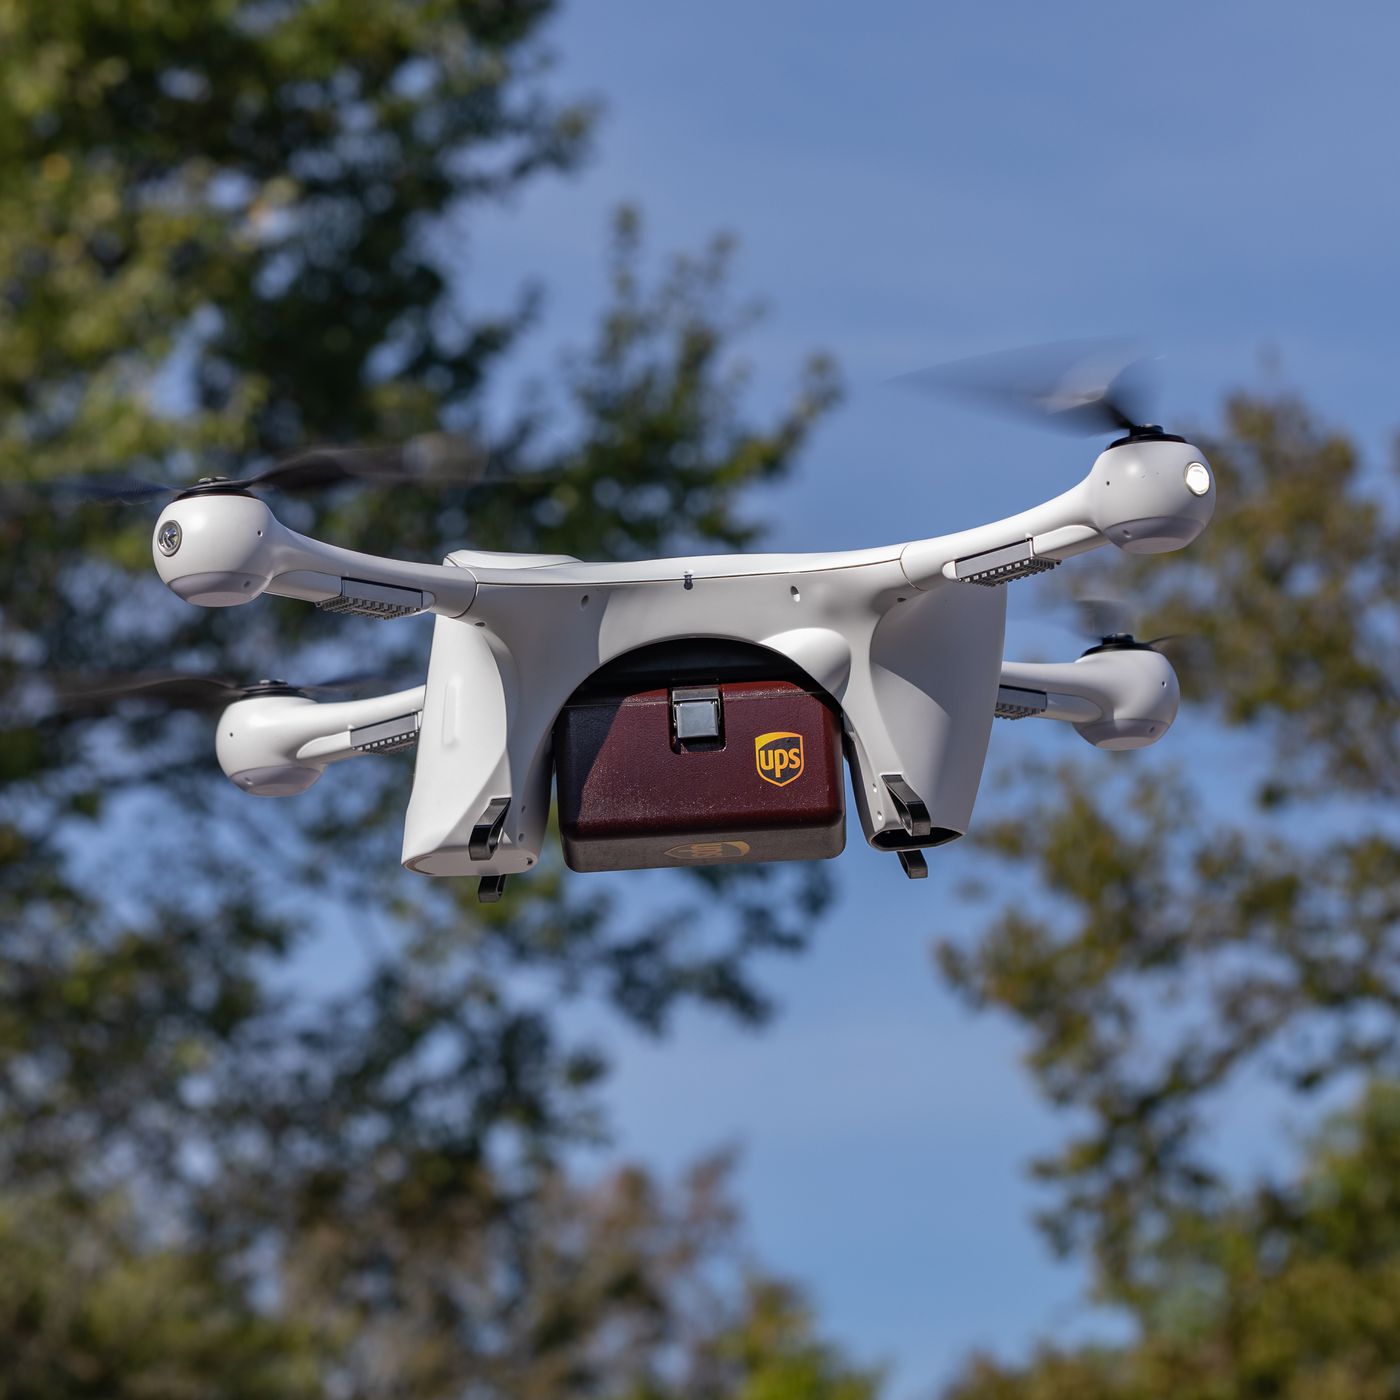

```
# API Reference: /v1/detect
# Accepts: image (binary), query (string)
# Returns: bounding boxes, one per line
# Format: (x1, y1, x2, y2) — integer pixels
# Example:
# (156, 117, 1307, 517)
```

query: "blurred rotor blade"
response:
(1074, 594, 1136, 642)
(3, 474, 180, 511)
(8, 431, 502, 513)
(893, 338, 1158, 436)
(230, 449, 379, 494)
(50, 670, 247, 710)
(44, 668, 413, 715)
(294, 672, 413, 699)
(233, 432, 494, 494)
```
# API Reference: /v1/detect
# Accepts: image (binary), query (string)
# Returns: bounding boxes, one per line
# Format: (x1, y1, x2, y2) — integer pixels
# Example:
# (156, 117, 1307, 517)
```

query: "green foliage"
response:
(940, 391, 1400, 1296)
(0, 1192, 323, 1399)
(0, 1158, 881, 1399)
(698, 1280, 884, 1400)
(277, 1151, 762, 1395)
(0, 1, 858, 1393)
(943, 1084, 1400, 1400)
(1134, 393, 1395, 800)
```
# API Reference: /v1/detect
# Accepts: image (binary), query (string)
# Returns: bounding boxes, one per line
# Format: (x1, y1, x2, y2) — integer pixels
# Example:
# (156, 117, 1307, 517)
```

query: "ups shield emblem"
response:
(755, 731, 804, 787)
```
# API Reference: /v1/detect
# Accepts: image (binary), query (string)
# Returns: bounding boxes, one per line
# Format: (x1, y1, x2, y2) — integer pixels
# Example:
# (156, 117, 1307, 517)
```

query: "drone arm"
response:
(900, 479, 1100, 590)
(996, 675, 1100, 724)
(899, 438, 1215, 591)
(997, 649, 1179, 749)
(217, 686, 426, 795)
(153, 495, 477, 617)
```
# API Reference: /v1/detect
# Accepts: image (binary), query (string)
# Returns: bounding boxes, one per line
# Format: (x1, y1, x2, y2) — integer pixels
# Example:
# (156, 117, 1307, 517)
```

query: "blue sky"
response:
(449, 0, 1400, 1391)
(455, 3, 1400, 1392)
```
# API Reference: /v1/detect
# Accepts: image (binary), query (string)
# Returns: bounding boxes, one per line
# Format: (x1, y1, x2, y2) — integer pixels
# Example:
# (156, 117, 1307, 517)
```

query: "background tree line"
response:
(2, 2, 1397, 1396)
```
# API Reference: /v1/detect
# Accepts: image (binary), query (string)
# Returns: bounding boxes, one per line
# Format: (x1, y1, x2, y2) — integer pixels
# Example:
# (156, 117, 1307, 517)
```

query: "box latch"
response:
(671, 685, 722, 742)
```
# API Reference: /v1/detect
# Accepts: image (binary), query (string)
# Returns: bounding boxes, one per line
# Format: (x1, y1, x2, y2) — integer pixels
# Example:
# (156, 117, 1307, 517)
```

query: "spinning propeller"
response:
(1071, 595, 1180, 658)
(8, 432, 524, 511)
(895, 338, 1178, 442)
(42, 669, 401, 715)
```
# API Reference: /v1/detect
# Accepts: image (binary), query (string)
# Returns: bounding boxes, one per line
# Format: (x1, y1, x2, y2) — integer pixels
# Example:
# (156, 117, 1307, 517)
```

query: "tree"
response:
(938, 391, 1400, 1315)
(944, 1083, 1400, 1400)
(0, 1157, 882, 1399)
(0, 1, 854, 1392)
(0, 1190, 323, 1399)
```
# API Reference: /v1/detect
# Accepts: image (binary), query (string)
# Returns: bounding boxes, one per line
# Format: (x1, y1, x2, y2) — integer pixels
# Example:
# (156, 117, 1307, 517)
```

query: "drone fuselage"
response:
(404, 542, 1004, 875)
(156, 435, 1215, 882)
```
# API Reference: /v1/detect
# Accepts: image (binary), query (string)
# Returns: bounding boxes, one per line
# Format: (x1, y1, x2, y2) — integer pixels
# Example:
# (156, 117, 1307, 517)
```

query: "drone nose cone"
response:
(153, 494, 279, 606)
(1087, 437, 1216, 555)
(216, 692, 324, 796)
(1071, 644, 1180, 749)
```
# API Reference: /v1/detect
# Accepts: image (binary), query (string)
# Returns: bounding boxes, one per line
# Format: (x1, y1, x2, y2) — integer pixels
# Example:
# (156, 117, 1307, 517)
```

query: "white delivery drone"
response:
(64, 344, 1217, 900)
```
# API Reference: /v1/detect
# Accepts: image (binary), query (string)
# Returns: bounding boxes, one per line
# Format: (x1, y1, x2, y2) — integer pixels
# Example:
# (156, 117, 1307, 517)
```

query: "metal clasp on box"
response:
(670, 686, 723, 745)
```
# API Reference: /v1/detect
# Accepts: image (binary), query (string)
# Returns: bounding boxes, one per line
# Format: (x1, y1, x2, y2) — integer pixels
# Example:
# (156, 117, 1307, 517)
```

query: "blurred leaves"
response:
(0, 1192, 324, 1399)
(943, 390, 1400, 1308)
(0, 1155, 881, 1399)
(943, 1084, 1400, 1400)
(1075, 394, 1399, 802)
(0, 0, 854, 1393)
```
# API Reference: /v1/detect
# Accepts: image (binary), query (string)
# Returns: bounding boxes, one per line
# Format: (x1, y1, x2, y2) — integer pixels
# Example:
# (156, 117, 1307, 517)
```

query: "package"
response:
(555, 678, 845, 872)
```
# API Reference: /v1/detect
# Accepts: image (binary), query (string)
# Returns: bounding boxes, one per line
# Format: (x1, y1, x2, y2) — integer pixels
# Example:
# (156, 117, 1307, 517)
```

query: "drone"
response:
(50, 343, 1216, 901)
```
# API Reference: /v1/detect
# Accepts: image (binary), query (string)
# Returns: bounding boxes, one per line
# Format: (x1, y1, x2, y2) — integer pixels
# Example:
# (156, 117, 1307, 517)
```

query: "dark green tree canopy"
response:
(945, 1085, 1400, 1400)
(0, 2, 860, 1393)
(0, 0, 840, 1203)
(941, 392, 1400, 1302)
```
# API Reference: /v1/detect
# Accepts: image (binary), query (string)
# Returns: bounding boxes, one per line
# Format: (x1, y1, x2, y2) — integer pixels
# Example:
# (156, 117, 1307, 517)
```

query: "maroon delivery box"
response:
(554, 678, 845, 872)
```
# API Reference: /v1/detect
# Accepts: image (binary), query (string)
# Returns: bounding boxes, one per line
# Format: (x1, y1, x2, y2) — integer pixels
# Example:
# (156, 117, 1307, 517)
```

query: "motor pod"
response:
(216, 694, 325, 796)
(1072, 645, 1180, 750)
(153, 493, 280, 606)
(1082, 437, 1216, 555)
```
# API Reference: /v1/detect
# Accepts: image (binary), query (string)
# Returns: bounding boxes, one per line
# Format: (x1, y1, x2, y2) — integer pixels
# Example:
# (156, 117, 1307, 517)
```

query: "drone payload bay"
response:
(141, 345, 1216, 901)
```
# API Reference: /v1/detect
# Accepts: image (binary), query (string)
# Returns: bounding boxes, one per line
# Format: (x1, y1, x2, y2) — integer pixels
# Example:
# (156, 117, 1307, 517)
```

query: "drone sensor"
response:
(951, 539, 1059, 587)
(317, 578, 426, 619)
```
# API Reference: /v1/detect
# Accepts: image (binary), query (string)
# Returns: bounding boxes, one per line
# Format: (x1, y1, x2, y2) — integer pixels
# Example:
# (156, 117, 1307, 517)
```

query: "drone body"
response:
(151, 427, 1215, 899)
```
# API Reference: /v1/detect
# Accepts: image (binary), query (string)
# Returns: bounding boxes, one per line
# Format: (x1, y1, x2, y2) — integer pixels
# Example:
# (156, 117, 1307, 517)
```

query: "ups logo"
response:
(664, 840, 752, 861)
(755, 731, 804, 787)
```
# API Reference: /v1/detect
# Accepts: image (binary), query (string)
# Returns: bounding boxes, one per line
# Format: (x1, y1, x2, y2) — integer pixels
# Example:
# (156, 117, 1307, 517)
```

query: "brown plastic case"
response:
(555, 679, 846, 872)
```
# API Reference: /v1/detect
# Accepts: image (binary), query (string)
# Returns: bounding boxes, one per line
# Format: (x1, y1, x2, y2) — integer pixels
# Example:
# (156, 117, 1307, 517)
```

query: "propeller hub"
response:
(241, 678, 302, 698)
(1081, 633, 1152, 656)
(179, 476, 256, 500)
(1108, 424, 1186, 448)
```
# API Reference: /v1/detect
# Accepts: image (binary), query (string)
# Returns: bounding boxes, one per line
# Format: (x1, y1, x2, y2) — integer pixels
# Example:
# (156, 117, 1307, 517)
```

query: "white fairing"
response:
(217, 687, 426, 794)
(152, 493, 477, 615)
(899, 437, 1216, 584)
(1000, 648, 1180, 749)
(152, 438, 1217, 883)
(401, 553, 1008, 874)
